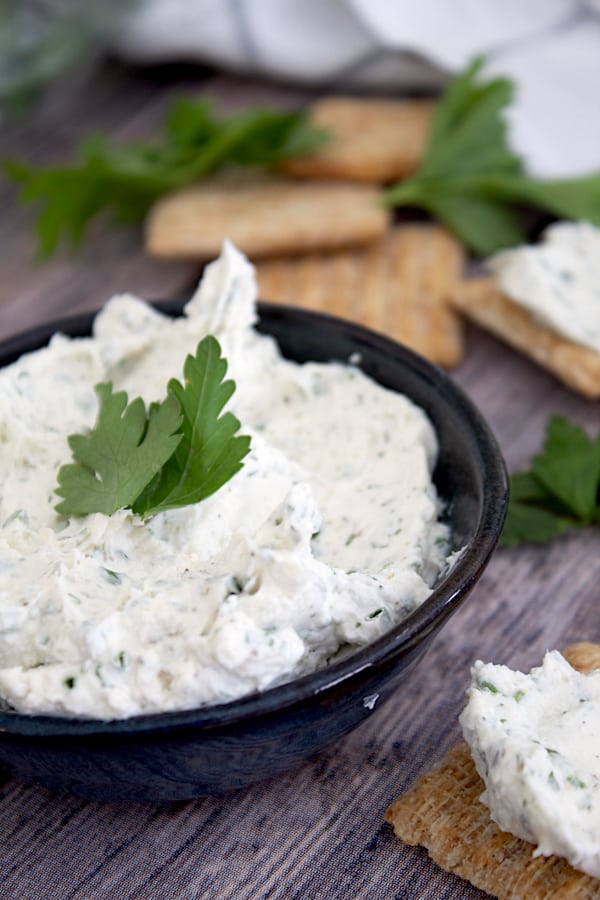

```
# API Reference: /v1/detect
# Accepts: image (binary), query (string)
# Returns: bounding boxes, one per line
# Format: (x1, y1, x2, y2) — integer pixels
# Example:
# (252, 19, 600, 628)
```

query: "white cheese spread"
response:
(460, 651, 600, 879)
(0, 241, 450, 719)
(488, 221, 600, 354)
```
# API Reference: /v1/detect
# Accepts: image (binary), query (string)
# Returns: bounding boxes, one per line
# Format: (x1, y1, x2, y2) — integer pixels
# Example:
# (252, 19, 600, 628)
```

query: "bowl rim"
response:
(0, 300, 508, 737)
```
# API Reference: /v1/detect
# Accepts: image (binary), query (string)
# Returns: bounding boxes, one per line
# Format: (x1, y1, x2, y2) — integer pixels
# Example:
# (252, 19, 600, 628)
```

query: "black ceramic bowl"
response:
(0, 302, 507, 801)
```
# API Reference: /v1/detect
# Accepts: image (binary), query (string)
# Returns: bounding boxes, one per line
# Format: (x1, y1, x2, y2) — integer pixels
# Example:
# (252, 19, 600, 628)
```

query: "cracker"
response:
(145, 173, 388, 261)
(279, 97, 435, 182)
(385, 643, 600, 899)
(451, 279, 600, 398)
(257, 225, 465, 367)
(562, 641, 600, 673)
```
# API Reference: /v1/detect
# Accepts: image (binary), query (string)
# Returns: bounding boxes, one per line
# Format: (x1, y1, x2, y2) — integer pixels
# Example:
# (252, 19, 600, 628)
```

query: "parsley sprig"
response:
(501, 416, 600, 547)
(55, 335, 250, 518)
(4, 97, 328, 257)
(383, 58, 600, 255)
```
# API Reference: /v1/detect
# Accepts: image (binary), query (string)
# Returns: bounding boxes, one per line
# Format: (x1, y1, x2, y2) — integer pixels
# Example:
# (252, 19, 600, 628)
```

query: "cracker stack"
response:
(145, 97, 467, 369)
(256, 225, 465, 368)
(385, 642, 600, 899)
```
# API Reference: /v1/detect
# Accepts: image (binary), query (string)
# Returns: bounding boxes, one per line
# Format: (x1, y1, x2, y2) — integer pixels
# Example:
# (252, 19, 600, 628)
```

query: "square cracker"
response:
(385, 642, 600, 899)
(145, 173, 388, 261)
(256, 225, 465, 368)
(279, 96, 435, 182)
(451, 278, 600, 398)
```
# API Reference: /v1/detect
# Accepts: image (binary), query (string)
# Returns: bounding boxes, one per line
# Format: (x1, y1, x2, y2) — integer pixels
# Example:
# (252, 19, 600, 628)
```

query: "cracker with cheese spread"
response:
(385, 642, 600, 899)
(257, 225, 465, 368)
(278, 96, 435, 183)
(145, 173, 389, 261)
(451, 278, 600, 398)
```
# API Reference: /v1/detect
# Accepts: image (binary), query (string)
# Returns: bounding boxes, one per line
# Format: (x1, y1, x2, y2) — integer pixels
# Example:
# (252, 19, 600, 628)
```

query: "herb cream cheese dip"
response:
(0, 242, 450, 719)
(489, 220, 600, 353)
(460, 651, 600, 879)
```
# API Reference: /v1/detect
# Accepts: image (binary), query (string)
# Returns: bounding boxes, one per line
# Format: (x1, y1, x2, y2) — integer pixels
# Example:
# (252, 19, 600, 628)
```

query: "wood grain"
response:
(1, 61, 599, 900)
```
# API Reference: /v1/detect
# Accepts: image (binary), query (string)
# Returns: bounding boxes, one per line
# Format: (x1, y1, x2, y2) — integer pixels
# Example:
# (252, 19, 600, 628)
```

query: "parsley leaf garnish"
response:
(132, 335, 251, 517)
(55, 335, 250, 518)
(4, 97, 328, 257)
(500, 416, 600, 547)
(55, 385, 182, 517)
(383, 58, 600, 255)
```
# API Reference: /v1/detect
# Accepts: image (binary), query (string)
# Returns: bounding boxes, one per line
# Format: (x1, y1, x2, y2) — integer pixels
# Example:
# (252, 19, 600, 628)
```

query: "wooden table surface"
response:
(1, 60, 598, 900)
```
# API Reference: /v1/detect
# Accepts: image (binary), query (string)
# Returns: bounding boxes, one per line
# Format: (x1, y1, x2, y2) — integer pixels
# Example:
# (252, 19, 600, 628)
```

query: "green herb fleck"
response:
(102, 568, 122, 585)
(478, 679, 499, 694)
(367, 608, 383, 620)
(513, 689, 526, 703)
(63, 676, 76, 689)
(567, 775, 587, 789)
(548, 771, 560, 791)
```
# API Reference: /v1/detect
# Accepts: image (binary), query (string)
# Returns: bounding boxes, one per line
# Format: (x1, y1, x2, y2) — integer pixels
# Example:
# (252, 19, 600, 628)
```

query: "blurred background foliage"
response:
(0, 0, 136, 116)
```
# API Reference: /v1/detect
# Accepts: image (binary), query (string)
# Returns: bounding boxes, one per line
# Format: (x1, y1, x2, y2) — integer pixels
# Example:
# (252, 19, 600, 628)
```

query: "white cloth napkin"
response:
(112, 0, 600, 178)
